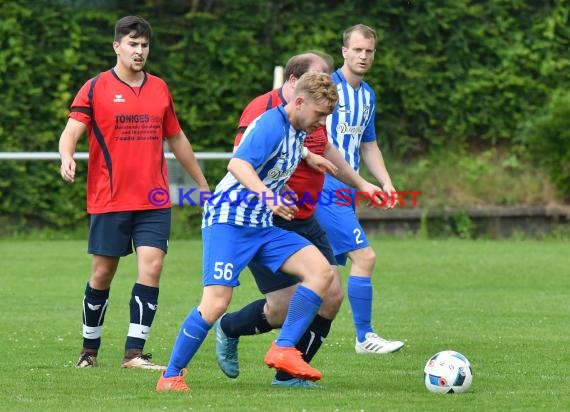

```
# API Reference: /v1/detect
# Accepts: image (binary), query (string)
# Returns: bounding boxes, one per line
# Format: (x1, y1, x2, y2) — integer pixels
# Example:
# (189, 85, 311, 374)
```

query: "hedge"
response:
(1, 0, 568, 232)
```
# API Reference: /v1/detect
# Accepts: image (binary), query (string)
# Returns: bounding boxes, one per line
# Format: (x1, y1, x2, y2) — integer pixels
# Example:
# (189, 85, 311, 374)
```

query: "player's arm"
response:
(360, 140, 395, 195)
(166, 131, 210, 194)
(58, 118, 87, 183)
(304, 149, 338, 176)
(227, 158, 298, 220)
(323, 142, 369, 188)
(323, 142, 388, 208)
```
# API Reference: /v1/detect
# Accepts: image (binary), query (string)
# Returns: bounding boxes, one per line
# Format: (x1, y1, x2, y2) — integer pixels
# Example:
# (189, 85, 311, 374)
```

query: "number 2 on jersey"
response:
(353, 228, 364, 245)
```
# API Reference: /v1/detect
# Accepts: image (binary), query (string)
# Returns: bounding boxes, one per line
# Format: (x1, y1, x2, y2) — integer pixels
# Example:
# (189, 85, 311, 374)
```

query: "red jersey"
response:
(234, 88, 326, 219)
(234, 88, 285, 148)
(69, 69, 181, 214)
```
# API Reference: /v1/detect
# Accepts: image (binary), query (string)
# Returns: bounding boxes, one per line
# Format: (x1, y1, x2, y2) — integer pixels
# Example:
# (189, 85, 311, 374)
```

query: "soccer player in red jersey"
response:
(215, 51, 383, 387)
(58, 16, 208, 369)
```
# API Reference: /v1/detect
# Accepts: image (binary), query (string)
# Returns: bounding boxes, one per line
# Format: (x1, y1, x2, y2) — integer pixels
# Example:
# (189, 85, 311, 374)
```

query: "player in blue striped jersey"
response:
(157, 71, 339, 392)
(314, 24, 405, 355)
(202, 108, 305, 227)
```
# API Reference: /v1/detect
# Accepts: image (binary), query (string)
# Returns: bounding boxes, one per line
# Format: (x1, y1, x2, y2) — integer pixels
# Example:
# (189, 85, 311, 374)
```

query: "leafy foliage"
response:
(1, 0, 569, 232)
(521, 90, 570, 198)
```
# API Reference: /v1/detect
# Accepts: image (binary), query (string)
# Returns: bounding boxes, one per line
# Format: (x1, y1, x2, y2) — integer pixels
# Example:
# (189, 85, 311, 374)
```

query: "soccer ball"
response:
(424, 350, 473, 394)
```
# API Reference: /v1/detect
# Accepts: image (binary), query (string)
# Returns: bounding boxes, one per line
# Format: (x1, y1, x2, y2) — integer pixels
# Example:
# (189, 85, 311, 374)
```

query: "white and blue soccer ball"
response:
(424, 350, 473, 394)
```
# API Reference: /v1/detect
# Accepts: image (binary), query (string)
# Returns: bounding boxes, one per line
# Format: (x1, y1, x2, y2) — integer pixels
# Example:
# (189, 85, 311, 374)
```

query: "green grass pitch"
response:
(1, 238, 568, 411)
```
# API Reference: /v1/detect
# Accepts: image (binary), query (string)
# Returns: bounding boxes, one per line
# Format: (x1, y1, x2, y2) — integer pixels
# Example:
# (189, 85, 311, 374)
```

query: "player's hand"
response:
(305, 151, 338, 176)
(60, 157, 76, 183)
(280, 184, 298, 204)
(357, 182, 384, 208)
(198, 184, 212, 205)
(269, 197, 299, 221)
(381, 182, 397, 210)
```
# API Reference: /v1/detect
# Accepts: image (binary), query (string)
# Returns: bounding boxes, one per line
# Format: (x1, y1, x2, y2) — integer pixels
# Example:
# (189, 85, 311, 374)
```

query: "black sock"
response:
(221, 299, 273, 338)
(82, 282, 110, 351)
(275, 314, 332, 382)
(125, 283, 159, 352)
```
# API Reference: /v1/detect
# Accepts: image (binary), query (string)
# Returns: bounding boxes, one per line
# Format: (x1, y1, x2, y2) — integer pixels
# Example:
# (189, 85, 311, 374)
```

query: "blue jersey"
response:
(326, 69, 376, 172)
(316, 70, 377, 263)
(202, 105, 305, 228)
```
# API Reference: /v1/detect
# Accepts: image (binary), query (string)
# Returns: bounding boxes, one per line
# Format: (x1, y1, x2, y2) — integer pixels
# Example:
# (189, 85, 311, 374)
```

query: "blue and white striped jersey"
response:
(326, 68, 377, 172)
(202, 105, 305, 228)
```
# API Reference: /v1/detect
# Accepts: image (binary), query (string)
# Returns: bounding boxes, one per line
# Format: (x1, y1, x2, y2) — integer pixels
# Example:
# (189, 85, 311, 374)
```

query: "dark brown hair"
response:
(114, 16, 152, 42)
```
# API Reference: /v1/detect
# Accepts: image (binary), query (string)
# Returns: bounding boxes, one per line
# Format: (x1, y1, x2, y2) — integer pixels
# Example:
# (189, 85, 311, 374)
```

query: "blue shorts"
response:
(314, 200, 369, 266)
(201, 224, 311, 288)
(249, 215, 337, 294)
(88, 208, 171, 257)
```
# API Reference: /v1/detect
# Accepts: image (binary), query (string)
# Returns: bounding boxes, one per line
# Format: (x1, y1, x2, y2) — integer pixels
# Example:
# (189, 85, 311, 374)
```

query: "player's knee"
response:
(198, 290, 232, 324)
(136, 258, 164, 287)
(91, 268, 112, 281)
(320, 285, 344, 318)
(90, 265, 116, 286)
(264, 303, 287, 327)
(296, 254, 334, 295)
(198, 300, 229, 324)
(355, 247, 377, 272)
(264, 286, 295, 326)
(328, 283, 344, 311)
(319, 265, 334, 292)
(145, 258, 164, 277)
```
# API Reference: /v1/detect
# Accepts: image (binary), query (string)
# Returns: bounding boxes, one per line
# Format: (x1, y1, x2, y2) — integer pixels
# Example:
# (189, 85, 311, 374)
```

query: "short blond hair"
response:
(343, 24, 377, 47)
(293, 71, 338, 114)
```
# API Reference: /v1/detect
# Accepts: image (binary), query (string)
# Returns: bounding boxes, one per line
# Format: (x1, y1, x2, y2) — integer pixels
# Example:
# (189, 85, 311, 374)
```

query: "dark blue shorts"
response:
(250, 215, 337, 294)
(88, 208, 171, 257)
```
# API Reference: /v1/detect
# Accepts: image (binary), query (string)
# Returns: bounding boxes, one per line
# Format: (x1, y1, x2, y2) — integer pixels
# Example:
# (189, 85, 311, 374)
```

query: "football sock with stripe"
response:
(125, 283, 158, 350)
(82, 282, 110, 351)
(125, 283, 159, 351)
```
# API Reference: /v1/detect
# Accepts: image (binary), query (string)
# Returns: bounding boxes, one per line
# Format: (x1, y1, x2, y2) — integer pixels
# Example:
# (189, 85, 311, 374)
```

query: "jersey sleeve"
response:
(68, 80, 93, 127)
(233, 111, 282, 169)
(233, 96, 268, 148)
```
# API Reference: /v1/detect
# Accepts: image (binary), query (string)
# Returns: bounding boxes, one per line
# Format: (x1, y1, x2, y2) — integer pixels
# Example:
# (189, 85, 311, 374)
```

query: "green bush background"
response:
(1, 0, 569, 234)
